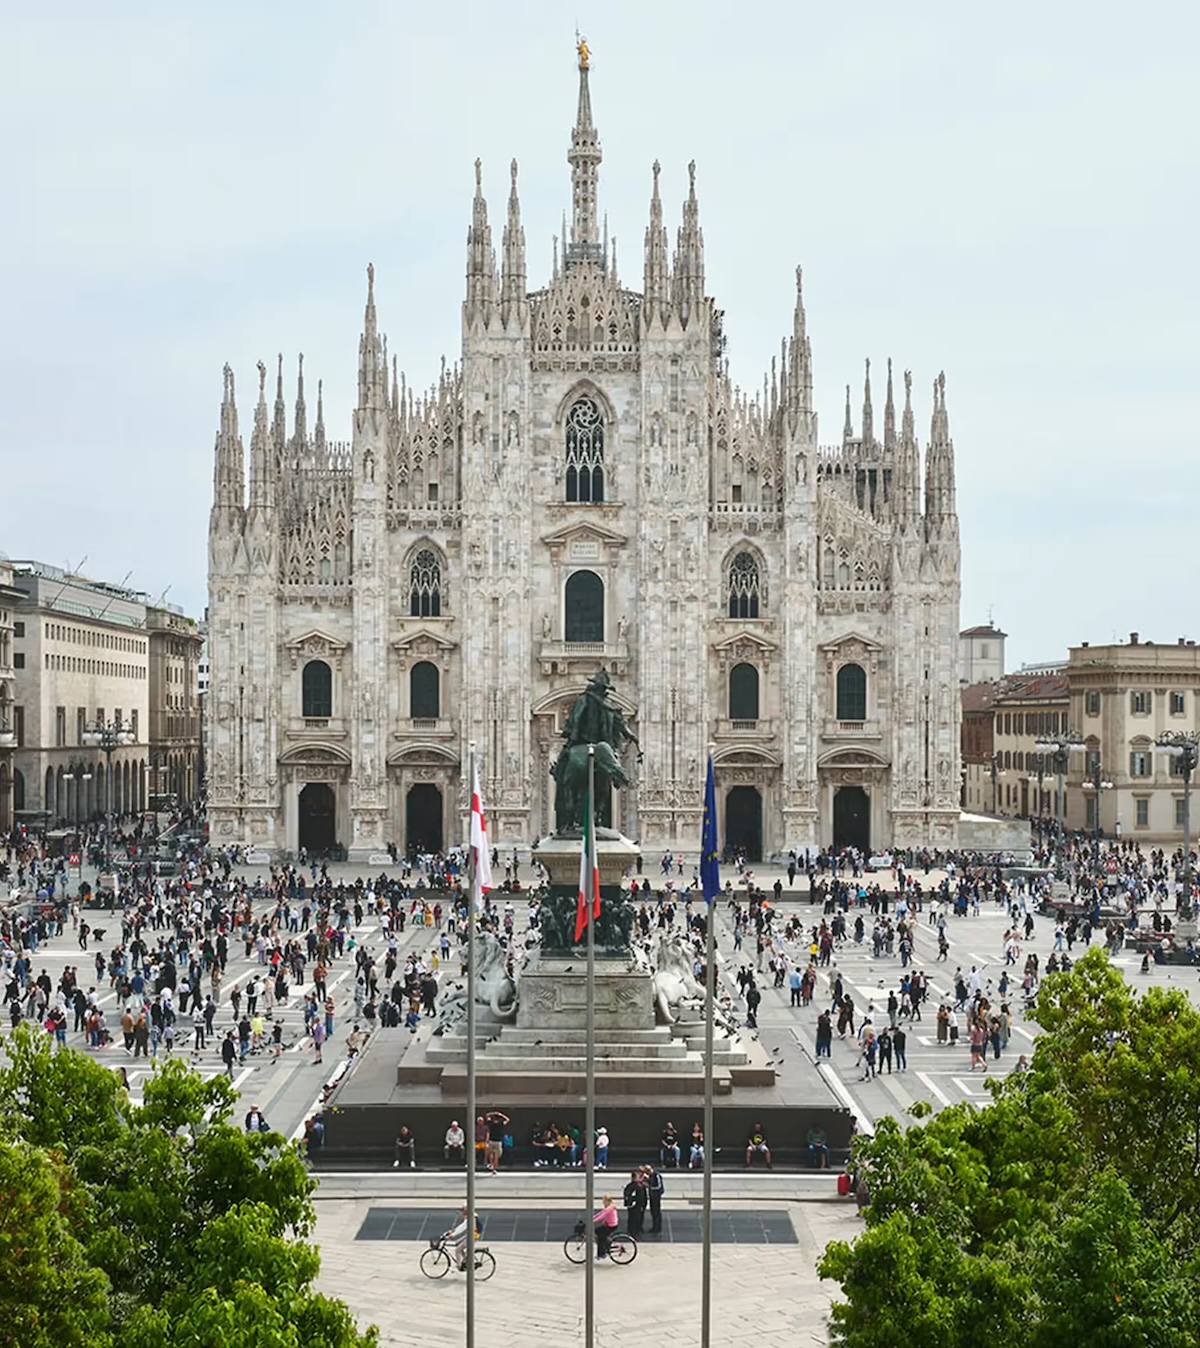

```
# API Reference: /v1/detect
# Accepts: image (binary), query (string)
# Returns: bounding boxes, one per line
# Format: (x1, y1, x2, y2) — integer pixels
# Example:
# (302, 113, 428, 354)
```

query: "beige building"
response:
(959, 622, 1006, 686)
(0, 559, 20, 833)
(1067, 635, 1200, 839)
(147, 605, 204, 807)
(9, 562, 151, 826)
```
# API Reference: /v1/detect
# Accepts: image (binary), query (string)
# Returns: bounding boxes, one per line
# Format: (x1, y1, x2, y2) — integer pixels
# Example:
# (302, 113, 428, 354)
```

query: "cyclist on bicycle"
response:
(444, 1204, 481, 1271)
(594, 1194, 619, 1260)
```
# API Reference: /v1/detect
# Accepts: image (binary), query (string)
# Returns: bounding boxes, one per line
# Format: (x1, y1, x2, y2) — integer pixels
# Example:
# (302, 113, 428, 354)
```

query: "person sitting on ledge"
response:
(659, 1121, 681, 1169)
(393, 1125, 416, 1169)
(745, 1123, 772, 1169)
(689, 1122, 705, 1170)
(444, 1120, 465, 1164)
(807, 1125, 830, 1169)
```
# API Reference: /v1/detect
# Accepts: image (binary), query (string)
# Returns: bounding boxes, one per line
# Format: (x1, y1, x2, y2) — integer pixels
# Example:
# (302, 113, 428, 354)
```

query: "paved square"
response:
(317, 1199, 853, 1346)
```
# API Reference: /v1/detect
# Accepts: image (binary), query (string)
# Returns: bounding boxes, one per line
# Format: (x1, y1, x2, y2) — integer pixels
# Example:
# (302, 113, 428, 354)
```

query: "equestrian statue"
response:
(550, 668, 640, 833)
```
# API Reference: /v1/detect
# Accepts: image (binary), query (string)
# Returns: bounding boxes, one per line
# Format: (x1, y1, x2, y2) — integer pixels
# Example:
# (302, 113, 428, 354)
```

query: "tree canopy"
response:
(0, 1029, 376, 1347)
(819, 948, 1200, 1347)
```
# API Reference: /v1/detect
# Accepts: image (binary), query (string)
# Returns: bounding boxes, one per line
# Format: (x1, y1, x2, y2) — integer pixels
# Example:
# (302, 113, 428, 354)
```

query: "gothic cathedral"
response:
(206, 50, 962, 862)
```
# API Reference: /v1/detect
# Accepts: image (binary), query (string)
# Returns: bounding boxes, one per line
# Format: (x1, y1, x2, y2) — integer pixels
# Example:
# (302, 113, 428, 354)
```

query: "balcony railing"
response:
(396, 717, 453, 737)
(715, 717, 775, 738)
(823, 719, 882, 739)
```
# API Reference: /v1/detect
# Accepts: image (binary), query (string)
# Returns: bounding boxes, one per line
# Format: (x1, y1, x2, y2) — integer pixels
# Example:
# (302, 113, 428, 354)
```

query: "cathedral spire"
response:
(843, 383, 853, 446)
(212, 364, 244, 513)
(271, 352, 287, 457)
(500, 157, 526, 320)
(924, 371, 957, 528)
(566, 36, 603, 267)
(293, 352, 307, 447)
(358, 263, 386, 413)
(786, 266, 814, 434)
(315, 378, 326, 455)
(465, 158, 496, 319)
(861, 358, 874, 449)
(671, 160, 705, 324)
(248, 359, 274, 513)
(895, 368, 920, 522)
(883, 357, 896, 452)
(643, 160, 670, 314)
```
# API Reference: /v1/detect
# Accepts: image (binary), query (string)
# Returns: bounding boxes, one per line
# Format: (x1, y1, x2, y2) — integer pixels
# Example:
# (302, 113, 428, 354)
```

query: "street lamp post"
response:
(81, 718, 135, 875)
(62, 761, 93, 828)
(990, 753, 1001, 815)
(1155, 731, 1199, 928)
(1034, 732, 1085, 873)
(1081, 762, 1114, 838)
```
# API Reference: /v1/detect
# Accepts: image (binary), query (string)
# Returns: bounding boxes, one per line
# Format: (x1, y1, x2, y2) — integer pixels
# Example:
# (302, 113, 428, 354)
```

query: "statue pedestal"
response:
(516, 958, 653, 1032)
(533, 830, 639, 890)
(522, 830, 652, 1031)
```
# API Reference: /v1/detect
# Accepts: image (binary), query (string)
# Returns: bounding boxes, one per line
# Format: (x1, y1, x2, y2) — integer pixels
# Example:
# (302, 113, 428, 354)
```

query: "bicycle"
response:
(563, 1220, 638, 1266)
(420, 1236, 496, 1281)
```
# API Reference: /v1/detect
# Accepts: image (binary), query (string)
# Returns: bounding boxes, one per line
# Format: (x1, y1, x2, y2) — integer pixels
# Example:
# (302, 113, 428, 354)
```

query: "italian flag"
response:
(574, 773, 601, 942)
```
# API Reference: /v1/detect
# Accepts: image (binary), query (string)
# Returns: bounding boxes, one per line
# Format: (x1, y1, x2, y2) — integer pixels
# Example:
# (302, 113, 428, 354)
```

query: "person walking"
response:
(221, 1030, 237, 1078)
(312, 1017, 326, 1065)
(892, 1023, 908, 1072)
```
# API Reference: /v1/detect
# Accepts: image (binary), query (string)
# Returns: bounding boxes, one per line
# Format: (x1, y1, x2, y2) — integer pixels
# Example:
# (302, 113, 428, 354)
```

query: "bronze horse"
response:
(551, 740, 631, 832)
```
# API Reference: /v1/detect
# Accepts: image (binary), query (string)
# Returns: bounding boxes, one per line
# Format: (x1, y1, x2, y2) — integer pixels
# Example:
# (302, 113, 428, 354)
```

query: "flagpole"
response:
(584, 742, 597, 1348)
(465, 742, 477, 1348)
(701, 747, 718, 1348)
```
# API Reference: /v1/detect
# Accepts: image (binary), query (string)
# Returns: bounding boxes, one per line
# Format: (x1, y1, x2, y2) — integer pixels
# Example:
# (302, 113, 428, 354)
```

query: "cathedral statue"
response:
(551, 668, 640, 833)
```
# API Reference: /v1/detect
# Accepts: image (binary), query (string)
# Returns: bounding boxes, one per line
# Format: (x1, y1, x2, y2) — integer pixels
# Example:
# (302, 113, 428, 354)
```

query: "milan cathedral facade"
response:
(206, 52, 961, 861)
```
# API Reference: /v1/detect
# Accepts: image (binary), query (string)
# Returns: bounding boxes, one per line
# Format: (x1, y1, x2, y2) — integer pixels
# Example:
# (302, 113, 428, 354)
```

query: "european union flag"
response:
(700, 755, 721, 904)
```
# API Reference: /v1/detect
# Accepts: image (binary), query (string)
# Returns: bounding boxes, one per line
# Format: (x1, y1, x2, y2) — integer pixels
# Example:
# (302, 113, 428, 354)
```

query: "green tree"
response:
(0, 1141, 112, 1348)
(819, 949, 1200, 1345)
(0, 1029, 375, 1345)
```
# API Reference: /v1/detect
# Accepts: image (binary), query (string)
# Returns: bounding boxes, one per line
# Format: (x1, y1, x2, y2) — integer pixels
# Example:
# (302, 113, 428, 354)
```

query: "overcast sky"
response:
(3, 2, 1196, 669)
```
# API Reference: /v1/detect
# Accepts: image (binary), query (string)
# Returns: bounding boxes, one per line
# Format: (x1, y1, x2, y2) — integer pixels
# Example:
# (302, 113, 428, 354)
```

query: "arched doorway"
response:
(406, 784, 443, 856)
(833, 786, 870, 854)
(298, 782, 336, 856)
(725, 785, 763, 862)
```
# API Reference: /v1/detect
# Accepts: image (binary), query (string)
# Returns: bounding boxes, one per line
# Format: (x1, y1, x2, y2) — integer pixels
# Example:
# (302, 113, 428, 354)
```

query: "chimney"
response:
(1180, 638, 1186, 646)
(1130, 632, 1138, 645)
(1081, 641, 1089, 649)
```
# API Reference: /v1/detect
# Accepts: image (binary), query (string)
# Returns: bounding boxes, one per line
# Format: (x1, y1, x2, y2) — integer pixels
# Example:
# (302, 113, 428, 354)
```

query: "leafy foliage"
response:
(0, 1027, 376, 1346)
(819, 949, 1200, 1346)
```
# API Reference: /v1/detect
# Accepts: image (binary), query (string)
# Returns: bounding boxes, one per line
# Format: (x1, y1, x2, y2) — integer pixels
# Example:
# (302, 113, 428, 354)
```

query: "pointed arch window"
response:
(727, 552, 762, 619)
(565, 396, 605, 503)
(409, 549, 442, 617)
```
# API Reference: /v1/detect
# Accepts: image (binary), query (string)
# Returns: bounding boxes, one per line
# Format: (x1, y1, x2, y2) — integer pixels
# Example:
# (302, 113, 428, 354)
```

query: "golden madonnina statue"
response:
(577, 36, 590, 70)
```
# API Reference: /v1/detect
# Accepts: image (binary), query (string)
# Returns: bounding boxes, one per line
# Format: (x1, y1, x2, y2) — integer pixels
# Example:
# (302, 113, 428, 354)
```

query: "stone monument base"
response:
(517, 958, 653, 1032)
